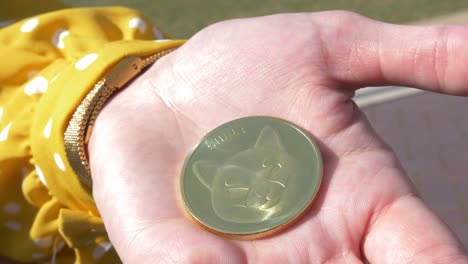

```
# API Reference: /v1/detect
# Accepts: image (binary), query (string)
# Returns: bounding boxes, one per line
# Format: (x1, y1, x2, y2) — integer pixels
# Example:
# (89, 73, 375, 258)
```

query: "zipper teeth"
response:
(65, 48, 178, 188)
(142, 48, 176, 69)
(84, 49, 176, 143)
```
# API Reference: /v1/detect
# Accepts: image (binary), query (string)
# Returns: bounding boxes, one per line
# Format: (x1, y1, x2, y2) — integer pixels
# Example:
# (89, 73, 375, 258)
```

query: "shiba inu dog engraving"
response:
(193, 126, 299, 223)
(181, 117, 322, 238)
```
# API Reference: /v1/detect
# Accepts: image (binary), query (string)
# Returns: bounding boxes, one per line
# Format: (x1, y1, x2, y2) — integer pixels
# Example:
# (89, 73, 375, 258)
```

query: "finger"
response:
(363, 194, 468, 263)
(317, 11, 468, 95)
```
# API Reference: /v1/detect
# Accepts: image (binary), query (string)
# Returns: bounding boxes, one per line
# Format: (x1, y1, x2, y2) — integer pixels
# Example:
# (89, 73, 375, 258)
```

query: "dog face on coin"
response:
(193, 126, 301, 223)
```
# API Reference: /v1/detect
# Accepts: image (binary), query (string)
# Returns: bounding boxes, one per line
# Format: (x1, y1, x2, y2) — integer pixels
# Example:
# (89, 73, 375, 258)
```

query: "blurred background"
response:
(2, 0, 468, 37)
(1, 0, 467, 247)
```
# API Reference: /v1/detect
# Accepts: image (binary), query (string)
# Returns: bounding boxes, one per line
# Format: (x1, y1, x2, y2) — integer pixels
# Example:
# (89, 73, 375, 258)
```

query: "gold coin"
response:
(180, 116, 323, 239)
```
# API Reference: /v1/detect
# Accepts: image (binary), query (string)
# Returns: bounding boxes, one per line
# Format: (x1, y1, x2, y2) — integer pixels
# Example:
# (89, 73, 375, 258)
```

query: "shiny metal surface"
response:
(180, 116, 323, 238)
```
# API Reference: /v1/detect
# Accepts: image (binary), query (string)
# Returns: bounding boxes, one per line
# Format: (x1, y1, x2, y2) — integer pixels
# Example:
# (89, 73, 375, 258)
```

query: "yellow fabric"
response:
(0, 7, 185, 263)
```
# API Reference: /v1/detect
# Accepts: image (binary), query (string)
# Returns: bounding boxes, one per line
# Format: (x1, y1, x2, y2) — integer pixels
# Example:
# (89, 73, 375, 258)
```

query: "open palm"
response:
(88, 12, 468, 263)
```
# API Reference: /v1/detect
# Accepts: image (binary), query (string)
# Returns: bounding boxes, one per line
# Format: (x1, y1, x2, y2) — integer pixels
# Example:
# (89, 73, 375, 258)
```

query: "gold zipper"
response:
(64, 48, 176, 188)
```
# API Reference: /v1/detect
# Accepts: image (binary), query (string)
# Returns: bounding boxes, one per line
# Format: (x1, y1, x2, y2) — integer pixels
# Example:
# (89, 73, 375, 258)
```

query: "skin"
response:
(87, 11, 468, 263)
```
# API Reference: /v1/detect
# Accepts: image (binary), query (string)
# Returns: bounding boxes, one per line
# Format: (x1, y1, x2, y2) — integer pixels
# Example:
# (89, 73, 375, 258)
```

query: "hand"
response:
(89, 11, 468, 263)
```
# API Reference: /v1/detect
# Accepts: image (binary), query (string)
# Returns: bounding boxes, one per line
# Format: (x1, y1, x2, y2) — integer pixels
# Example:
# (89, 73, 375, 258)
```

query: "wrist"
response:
(66, 48, 179, 189)
(86, 51, 177, 187)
